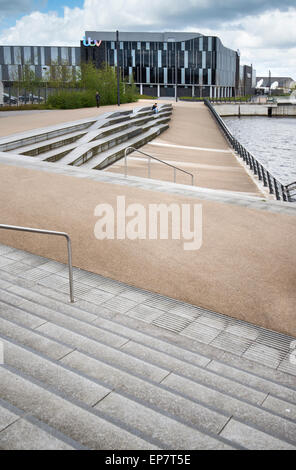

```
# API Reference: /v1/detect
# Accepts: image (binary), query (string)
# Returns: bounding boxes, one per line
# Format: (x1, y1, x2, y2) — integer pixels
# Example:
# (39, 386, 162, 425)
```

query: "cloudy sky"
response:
(0, 0, 295, 78)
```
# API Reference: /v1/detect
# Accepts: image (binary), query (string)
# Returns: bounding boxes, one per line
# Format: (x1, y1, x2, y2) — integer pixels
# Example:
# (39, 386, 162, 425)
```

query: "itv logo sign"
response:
(82, 36, 102, 47)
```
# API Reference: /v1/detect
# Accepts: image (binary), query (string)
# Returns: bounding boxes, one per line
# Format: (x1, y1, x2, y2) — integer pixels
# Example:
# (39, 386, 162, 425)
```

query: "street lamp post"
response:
(116, 30, 120, 106)
(42, 67, 48, 103)
(175, 44, 178, 102)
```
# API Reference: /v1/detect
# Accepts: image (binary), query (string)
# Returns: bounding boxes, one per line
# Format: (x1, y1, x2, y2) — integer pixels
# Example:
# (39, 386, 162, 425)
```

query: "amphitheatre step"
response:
(80, 124, 168, 170)
(0, 118, 97, 152)
(0, 366, 162, 450)
(1, 106, 172, 167)
(58, 126, 144, 166)
(7, 129, 88, 156)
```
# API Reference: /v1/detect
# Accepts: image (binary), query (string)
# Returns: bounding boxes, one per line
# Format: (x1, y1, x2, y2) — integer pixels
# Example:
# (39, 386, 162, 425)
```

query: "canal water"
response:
(223, 116, 296, 185)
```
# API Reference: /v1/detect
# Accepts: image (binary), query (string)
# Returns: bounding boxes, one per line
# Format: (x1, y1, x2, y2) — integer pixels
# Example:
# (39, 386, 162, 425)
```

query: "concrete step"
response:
(2, 277, 296, 404)
(93, 391, 237, 450)
(0, 399, 84, 450)
(161, 373, 296, 445)
(0, 338, 237, 450)
(1, 336, 112, 406)
(59, 125, 144, 166)
(80, 124, 169, 170)
(0, 266, 296, 448)
(35, 114, 170, 166)
(8, 130, 88, 156)
(59, 349, 296, 447)
(0, 366, 162, 450)
(0, 119, 95, 152)
(0, 293, 129, 350)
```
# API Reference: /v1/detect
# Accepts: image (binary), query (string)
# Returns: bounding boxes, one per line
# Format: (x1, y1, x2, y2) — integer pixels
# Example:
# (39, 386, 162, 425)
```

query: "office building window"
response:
(4, 47, 11, 65)
(111, 41, 115, 49)
(40, 47, 45, 65)
(137, 42, 141, 50)
(158, 50, 162, 68)
(61, 47, 69, 64)
(199, 68, 203, 84)
(71, 48, 76, 66)
(8, 64, 18, 80)
(23, 47, 31, 64)
(208, 68, 212, 85)
(114, 50, 117, 66)
(181, 68, 185, 84)
(199, 37, 203, 52)
(51, 47, 58, 63)
(132, 50, 135, 67)
(13, 47, 22, 65)
(163, 67, 168, 84)
(146, 42, 150, 50)
(33, 47, 39, 65)
(181, 42, 185, 51)
(184, 50, 188, 68)
(163, 42, 167, 51)
(208, 37, 212, 52)
(146, 67, 150, 83)
(202, 51, 206, 68)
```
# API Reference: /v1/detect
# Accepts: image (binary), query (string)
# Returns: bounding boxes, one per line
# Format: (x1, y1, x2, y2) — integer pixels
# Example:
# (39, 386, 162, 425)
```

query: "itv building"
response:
(0, 31, 249, 98)
(81, 31, 240, 98)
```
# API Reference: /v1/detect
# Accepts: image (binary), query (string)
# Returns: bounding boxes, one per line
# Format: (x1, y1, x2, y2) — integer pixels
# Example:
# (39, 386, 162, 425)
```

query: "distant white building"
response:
(256, 76, 295, 93)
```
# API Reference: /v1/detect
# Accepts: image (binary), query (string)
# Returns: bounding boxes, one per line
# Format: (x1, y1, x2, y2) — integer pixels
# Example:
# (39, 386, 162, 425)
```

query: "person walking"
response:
(95, 91, 100, 108)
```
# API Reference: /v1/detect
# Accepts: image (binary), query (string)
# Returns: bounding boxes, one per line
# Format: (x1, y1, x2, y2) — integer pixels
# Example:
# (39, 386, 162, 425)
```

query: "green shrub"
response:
(46, 64, 139, 109)
(0, 104, 47, 111)
(47, 90, 96, 109)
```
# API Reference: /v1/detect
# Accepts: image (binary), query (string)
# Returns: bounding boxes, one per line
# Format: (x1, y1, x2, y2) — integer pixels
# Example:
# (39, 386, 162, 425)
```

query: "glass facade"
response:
(0, 45, 81, 82)
(81, 34, 239, 97)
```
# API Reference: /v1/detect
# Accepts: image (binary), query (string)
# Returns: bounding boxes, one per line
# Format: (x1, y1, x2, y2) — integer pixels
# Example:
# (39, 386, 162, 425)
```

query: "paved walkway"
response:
(0, 100, 165, 137)
(0, 157, 295, 336)
(105, 102, 262, 195)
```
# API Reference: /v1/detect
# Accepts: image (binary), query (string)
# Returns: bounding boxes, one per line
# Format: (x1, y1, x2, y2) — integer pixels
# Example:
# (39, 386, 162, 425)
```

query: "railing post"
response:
(252, 156, 258, 175)
(257, 161, 262, 181)
(261, 166, 268, 186)
(124, 151, 128, 178)
(66, 235, 74, 303)
(267, 172, 274, 194)
(273, 178, 280, 200)
(281, 184, 287, 202)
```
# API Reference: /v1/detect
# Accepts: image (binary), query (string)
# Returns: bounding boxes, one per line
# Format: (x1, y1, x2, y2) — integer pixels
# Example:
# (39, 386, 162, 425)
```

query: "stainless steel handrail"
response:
(124, 147, 194, 186)
(0, 224, 74, 303)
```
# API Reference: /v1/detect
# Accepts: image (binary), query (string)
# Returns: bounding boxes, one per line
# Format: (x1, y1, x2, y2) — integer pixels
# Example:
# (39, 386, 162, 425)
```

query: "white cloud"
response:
(0, 1, 295, 78)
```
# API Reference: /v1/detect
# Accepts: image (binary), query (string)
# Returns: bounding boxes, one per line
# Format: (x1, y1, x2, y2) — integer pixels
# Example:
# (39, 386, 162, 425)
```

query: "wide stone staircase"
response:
(0, 105, 172, 171)
(0, 244, 295, 450)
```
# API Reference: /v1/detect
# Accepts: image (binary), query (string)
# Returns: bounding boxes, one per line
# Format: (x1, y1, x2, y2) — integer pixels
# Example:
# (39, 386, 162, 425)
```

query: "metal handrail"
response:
(124, 147, 194, 186)
(0, 224, 74, 302)
(204, 99, 296, 203)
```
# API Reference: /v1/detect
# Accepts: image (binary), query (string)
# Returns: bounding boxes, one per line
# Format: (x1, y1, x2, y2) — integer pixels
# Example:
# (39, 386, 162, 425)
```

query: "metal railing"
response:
(0, 224, 74, 302)
(204, 99, 296, 202)
(124, 147, 195, 186)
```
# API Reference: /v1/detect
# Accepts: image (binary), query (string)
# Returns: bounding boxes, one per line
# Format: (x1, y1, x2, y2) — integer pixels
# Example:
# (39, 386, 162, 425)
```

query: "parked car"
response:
(19, 94, 44, 104)
(2, 92, 18, 104)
